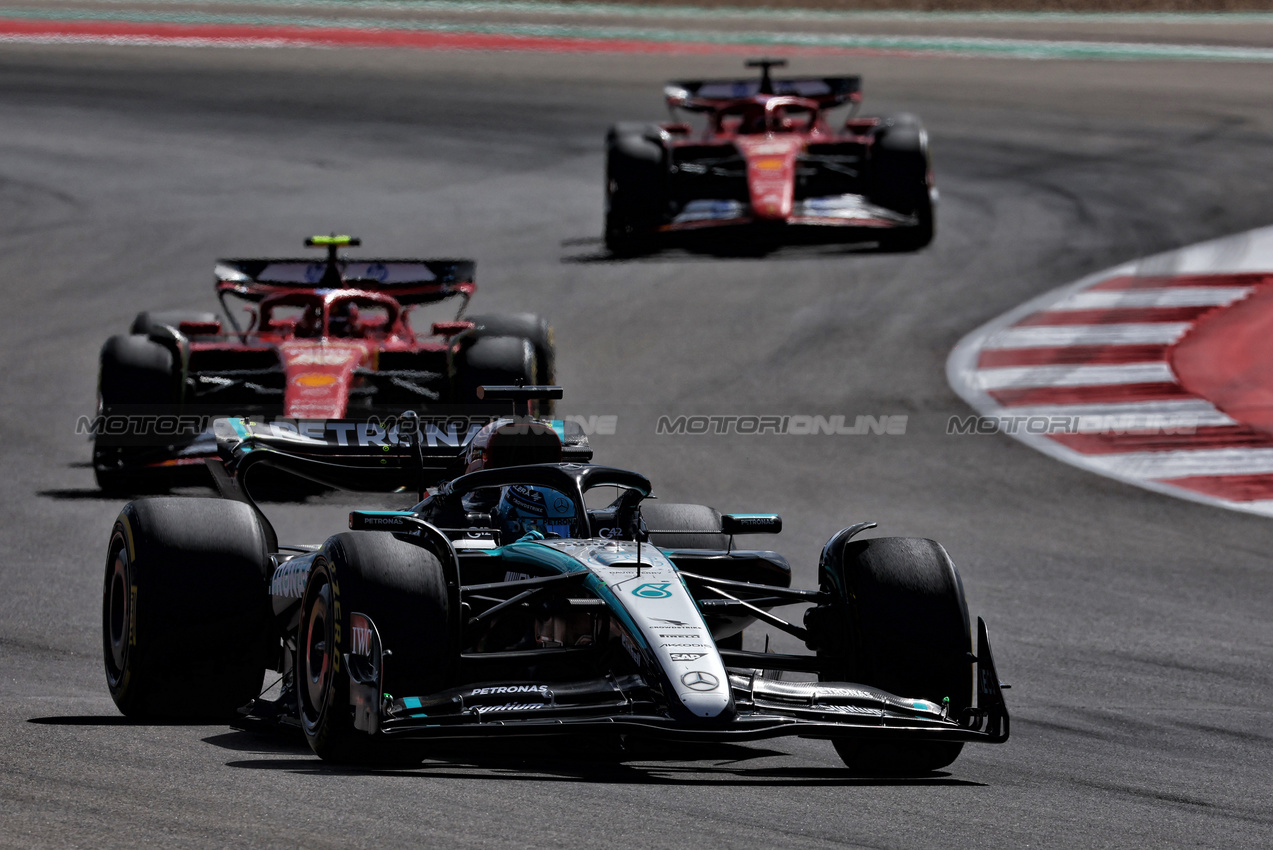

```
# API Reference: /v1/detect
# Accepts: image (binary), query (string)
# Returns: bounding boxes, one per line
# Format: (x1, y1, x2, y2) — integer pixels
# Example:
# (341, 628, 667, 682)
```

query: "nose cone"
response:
(673, 669, 734, 720)
(279, 341, 368, 418)
(736, 136, 802, 221)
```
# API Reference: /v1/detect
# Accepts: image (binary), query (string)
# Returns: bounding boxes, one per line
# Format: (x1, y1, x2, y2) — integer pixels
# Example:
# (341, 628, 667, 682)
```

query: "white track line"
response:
(982, 323, 1192, 349)
(1001, 400, 1236, 428)
(973, 362, 1177, 391)
(1085, 449, 1273, 479)
(1048, 287, 1253, 311)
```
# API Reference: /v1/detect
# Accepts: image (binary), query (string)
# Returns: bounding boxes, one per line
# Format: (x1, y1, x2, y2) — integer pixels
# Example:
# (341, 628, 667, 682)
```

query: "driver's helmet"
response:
(493, 484, 578, 540)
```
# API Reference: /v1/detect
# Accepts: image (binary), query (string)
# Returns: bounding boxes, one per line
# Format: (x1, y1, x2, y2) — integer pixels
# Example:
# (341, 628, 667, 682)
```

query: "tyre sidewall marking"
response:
(105, 522, 136, 697)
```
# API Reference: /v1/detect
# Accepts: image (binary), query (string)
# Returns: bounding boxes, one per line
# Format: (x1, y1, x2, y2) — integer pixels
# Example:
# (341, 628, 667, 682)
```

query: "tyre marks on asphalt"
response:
(948, 228, 1273, 516)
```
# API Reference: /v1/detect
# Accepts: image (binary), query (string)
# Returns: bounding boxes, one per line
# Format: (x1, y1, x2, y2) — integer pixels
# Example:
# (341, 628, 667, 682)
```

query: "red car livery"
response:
(92, 236, 554, 492)
(604, 59, 936, 255)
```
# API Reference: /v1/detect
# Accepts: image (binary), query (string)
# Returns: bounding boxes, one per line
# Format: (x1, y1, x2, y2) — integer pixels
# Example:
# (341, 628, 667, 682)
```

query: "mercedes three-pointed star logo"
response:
(681, 671, 719, 691)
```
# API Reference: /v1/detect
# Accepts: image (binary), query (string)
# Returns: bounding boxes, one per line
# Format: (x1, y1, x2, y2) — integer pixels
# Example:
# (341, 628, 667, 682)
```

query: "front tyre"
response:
(816, 536, 972, 774)
(298, 532, 452, 763)
(867, 113, 935, 252)
(605, 123, 666, 256)
(103, 498, 270, 719)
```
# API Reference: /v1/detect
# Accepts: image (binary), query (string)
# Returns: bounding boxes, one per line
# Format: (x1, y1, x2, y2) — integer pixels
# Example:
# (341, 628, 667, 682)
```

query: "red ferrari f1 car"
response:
(92, 236, 555, 492)
(605, 59, 936, 255)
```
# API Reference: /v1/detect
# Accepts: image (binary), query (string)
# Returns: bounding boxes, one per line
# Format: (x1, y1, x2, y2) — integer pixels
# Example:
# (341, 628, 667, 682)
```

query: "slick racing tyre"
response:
(464, 313, 556, 415)
(605, 123, 666, 256)
(298, 532, 452, 764)
(103, 498, 271, 720)
(639, 503, 729, 551)
(130, 310, 219, 336)
(816, 536, 972, 774)
(98, 334, 177, 409)
(453, 335, 537, 407)
(866, 113, 935, 252)
(94, 334, 180, 494)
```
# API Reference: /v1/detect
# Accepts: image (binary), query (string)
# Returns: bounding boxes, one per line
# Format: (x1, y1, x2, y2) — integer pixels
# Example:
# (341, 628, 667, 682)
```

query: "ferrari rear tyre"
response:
(640, 502, 729, 550)
(94, 334, 180, 493)
(817, 536, 972, 774)
(103, 498, 271, 719)
(97, 334, 176, 408)
(605, 123, 666, 256)
(453, 336, 537, 407)
(464, 313, 556, 415)
(298, 532, 451, 764)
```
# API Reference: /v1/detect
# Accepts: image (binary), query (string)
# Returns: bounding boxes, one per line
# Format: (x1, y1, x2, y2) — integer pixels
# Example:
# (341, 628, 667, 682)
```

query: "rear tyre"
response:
(464, 313, 556, 415)
(298, 532, 452, 764)
(103, 498, 271, 720)
(94, 334, 180, 494)
(640, 502, 728, 550)
(818, 536, 971, 774)
(605, 123, 666, 257)
(867, 114, 935, 252)
(453, 336, 537, 408)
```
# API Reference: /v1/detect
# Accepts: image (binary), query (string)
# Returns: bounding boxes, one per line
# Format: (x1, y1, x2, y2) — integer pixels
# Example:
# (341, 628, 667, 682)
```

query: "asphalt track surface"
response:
(2, 33, 1272, 850)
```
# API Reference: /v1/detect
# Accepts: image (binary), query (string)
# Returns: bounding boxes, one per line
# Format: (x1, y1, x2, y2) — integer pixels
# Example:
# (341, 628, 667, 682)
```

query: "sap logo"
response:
(670, 652, 705, 662)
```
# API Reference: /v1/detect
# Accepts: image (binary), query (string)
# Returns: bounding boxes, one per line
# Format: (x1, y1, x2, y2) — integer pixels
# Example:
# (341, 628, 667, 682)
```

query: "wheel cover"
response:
(103, 535, 131, 687)
(300, 578, 333, 731)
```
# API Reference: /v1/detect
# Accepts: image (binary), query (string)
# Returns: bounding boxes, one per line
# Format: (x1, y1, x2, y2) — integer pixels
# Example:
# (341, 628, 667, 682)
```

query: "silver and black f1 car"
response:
(101, 389, 1007, 773)
(605, 58, 936, 255)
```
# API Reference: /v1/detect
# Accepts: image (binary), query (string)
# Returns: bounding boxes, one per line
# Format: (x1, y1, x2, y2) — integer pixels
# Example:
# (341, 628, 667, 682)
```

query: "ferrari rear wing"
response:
(665, 76, 861, 111)
(214, 257, 475, 305)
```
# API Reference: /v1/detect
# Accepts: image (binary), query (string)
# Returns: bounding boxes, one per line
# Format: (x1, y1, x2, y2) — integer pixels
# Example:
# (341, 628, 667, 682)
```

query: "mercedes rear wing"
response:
(211, 405, 593, 495)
